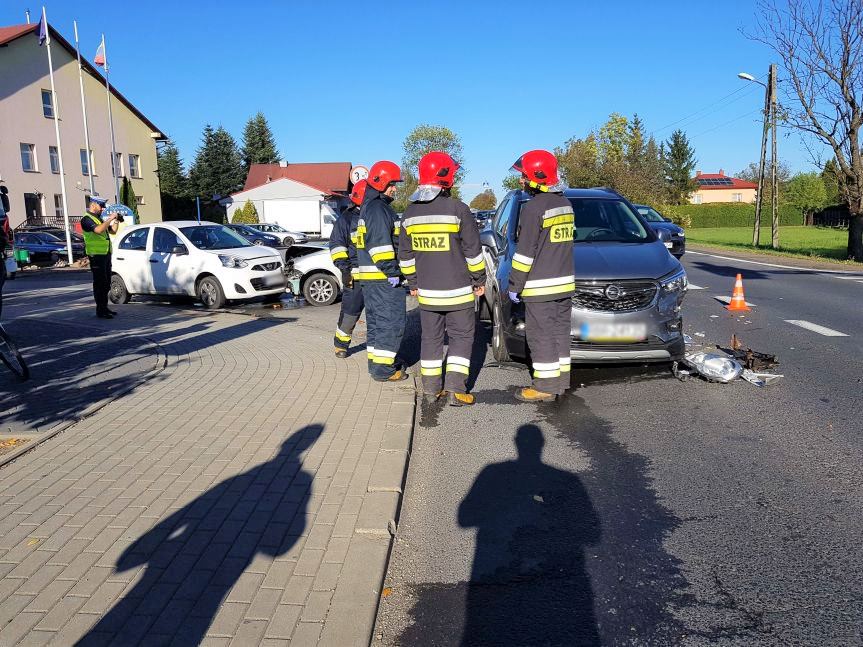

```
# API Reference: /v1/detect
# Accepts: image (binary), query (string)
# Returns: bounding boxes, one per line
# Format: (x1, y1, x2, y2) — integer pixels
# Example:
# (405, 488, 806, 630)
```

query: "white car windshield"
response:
(180, 225, 252, 250)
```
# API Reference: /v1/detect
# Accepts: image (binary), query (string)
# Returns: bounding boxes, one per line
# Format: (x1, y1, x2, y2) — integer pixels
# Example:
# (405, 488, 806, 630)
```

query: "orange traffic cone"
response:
(726, 273, 751, 311)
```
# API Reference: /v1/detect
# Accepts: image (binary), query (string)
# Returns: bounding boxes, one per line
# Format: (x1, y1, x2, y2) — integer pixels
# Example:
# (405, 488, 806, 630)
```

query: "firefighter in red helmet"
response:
(508, 150, 575, 402)
(329, 179, 367, 358)
(356, 161, 408, 381)
(399, 151, 486, 406)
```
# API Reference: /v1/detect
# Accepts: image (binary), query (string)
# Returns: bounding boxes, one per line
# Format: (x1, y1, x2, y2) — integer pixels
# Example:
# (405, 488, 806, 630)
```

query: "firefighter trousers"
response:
(525, 298, 572, 395)
(419, 307, 475, 395)
(333, 282, 364, 351)
(363, 281, 406, 380)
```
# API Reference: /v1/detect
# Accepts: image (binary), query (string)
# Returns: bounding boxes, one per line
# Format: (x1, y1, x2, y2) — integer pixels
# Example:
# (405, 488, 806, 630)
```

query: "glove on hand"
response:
(508, 291, 521, 304)
(387, 277, 401, 288)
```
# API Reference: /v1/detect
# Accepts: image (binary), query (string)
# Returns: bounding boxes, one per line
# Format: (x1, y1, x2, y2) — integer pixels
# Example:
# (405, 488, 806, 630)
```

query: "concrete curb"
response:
(0, 325, 168, 470)
(320, 378, 418, 647)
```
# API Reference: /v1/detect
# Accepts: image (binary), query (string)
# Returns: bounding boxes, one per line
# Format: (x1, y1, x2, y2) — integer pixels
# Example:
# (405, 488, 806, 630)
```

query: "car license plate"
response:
(664, 241, 674, 248)
(579, 322, 647, 342)
(263, 275, 285, 288)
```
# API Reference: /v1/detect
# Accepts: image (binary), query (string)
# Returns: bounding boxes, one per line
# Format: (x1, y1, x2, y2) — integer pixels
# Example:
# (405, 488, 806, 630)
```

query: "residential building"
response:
(0, 23, 166, 229)
(223, 162, 352, 237)
(689, 169, 758, 204)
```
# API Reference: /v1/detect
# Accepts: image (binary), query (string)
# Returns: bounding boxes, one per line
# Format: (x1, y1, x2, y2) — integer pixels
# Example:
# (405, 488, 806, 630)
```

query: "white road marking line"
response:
(687, 250, 860, 276)
(687, 284, 706, 290)
(832, 275, 863, 280)
(784, 320, 849, 337)
(714, 295, 757, 307)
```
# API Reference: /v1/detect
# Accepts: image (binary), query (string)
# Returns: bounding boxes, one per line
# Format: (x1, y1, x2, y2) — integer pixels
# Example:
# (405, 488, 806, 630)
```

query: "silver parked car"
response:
(479, 188, 688, 364)
(247, 223, 309, 247)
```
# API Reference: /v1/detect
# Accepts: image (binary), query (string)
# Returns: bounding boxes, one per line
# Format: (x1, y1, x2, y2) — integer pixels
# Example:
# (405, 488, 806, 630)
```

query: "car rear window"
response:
(181, 225, 251, 250)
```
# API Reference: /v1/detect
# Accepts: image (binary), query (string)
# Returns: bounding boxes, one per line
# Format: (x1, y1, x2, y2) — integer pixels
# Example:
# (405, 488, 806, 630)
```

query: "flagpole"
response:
(101, 34, 121, 204)
(42, 7, 74, 265)
(73, 20, 95, 197)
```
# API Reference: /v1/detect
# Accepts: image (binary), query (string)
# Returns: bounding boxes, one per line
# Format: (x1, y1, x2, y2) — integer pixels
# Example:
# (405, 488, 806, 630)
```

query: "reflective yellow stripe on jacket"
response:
(521, 275, 576, 298)
(417, 285, 474, 308)
(355, 265, 388, 281)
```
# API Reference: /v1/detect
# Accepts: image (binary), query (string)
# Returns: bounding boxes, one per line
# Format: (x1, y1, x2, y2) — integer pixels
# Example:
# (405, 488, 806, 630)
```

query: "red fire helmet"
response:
(418, 151, 459, 188)
(368, 161, 403, 191)
(511, 149, 559, 187)
(350, 179, 368, 206)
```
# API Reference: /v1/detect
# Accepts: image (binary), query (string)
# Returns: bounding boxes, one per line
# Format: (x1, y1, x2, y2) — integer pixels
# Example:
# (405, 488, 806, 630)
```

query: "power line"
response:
(689, 109, 763, 139)
(651, 76, 767, 136)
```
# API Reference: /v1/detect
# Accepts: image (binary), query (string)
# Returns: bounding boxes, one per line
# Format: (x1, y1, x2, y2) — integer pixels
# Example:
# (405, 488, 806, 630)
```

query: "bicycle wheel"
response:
(0, 325, 29, 381)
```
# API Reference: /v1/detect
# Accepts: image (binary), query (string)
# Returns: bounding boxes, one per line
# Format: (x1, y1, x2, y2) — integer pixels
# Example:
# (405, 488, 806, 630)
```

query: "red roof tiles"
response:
(242, 162, 352, 194)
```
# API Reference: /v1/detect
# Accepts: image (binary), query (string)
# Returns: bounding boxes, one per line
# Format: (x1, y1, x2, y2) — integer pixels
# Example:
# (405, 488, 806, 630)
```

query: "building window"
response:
(49, 146, 60, 174)
(693, 193, 702, 205)
(80, 149, 94, 176)
(732, 193, 743, 202)
(112, 152, 123, 178)
(128, 154, 141, 178)
(41, 89, 54, 118)
(20, 143, 37, 172)
(136, 195, 145, 206)
(54, 194, 64, 218)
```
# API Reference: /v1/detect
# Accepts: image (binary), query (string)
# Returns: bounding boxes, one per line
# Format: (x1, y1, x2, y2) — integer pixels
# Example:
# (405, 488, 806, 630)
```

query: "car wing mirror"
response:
(172, 245, 189, 255)
(663, 217, 672, 222)
(479, 229, 498, 256)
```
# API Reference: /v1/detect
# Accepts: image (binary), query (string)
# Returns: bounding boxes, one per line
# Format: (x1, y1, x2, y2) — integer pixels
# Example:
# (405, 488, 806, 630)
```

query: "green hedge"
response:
(661, 203, 804, 228)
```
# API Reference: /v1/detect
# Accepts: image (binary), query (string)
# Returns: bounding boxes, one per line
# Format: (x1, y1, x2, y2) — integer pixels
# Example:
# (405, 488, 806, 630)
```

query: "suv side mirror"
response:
(479, 229, 498, 255)
(172, 244, 188, 255)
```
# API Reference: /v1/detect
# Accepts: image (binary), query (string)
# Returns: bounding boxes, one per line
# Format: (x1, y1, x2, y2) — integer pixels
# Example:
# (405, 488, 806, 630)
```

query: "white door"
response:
(114, 227, 152, 293)
(150, 227, 192, 294)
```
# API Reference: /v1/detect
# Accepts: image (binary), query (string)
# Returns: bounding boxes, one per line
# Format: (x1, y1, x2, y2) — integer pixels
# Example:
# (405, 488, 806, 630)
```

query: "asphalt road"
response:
(375, 251, 863, 646)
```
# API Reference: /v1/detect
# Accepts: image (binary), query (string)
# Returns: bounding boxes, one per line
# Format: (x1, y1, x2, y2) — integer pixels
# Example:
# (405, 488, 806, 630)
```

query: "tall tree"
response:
(502, 175, 522, 192)
(821, 158, 843, 205)
(469, 189, 497, 211)
(664, 130, 697, 205)
(753, 0, 863, 260)
(241, 112, 280, 173)
(401, 124, 465, 190)
(736, 160, 792, 205)
(157, 140, 189, 199)
(785, 172, 828, 218)
(555, 133, 601, 189)
(189, 125, 245, 199)
(120, 177, 139, 217)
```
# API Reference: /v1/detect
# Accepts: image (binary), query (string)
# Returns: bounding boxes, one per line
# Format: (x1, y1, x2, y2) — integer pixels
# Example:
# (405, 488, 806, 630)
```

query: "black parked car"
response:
(480, 188, 688, 365)
(225, 224, 281, 248)
(632, 204, 686, 258)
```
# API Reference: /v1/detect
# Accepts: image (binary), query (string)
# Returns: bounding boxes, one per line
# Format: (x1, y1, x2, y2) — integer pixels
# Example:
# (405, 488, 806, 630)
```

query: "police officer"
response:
(399, 152, 486, 406)
(508, 150, 575, 402)
(356, 161, 407, 382)
(80, 196, 120, 319)
(329, 179, 367, 358)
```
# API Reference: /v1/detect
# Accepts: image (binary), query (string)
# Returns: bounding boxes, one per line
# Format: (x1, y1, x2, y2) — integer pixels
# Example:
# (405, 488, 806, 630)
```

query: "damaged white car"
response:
(284, 243, 343, 306)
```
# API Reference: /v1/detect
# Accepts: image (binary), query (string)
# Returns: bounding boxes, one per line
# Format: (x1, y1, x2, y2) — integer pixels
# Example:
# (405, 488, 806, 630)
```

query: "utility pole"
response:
(770, 63, 779, 249)
(753, 65, 772, 247)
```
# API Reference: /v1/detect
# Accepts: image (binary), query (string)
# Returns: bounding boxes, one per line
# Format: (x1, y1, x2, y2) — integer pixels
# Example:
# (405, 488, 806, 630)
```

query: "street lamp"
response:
(738, 68, 777, 247)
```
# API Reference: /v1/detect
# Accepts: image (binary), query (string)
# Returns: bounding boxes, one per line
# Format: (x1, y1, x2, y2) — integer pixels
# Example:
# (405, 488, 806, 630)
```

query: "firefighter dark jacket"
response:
(329, 205, 359, 275)
(356, 186, 401, 281)
(399, 194, 486, 311)
(508, 191, 575, 302)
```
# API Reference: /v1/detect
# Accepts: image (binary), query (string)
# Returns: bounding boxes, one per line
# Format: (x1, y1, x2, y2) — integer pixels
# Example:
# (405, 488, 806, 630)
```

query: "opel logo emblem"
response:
(604, 284, 623, 300)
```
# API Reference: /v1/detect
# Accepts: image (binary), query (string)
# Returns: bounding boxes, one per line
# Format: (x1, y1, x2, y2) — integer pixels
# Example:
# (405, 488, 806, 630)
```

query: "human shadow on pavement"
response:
(75, 424, 323, 647)
(457, 424, 601, 646)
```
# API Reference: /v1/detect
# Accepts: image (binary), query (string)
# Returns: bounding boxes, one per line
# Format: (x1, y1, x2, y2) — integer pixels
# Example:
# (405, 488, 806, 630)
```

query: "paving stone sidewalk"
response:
(0, 288, 415, 646)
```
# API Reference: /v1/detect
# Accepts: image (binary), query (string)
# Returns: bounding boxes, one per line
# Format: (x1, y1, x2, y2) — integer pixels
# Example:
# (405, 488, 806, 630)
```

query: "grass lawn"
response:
(686, 226, 856, 263)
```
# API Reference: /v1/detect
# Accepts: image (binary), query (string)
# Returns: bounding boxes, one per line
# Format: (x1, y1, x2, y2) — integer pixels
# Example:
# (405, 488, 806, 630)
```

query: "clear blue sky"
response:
(6, 1, 823, 201)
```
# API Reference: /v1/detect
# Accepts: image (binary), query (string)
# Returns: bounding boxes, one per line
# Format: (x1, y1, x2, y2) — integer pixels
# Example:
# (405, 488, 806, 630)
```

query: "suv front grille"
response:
(572, 280, 657, 312)
(251, 261, 282, 272)
(570, 337, 668, 351)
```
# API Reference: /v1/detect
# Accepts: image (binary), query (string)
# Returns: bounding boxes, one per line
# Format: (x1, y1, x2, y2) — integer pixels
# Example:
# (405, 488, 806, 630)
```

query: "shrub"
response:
(660, 203, 804, 228)
(232, 200, 259, 224)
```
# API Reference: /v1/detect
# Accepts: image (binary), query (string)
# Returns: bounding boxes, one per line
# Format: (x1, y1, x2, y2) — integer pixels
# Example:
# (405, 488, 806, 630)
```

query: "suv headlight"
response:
(218, 254, 248, 269)
(661, 268, 688, 293)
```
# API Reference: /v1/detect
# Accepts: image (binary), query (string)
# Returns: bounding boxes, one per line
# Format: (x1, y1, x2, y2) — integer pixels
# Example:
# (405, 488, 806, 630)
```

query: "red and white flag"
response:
(94, 40, 105, 67)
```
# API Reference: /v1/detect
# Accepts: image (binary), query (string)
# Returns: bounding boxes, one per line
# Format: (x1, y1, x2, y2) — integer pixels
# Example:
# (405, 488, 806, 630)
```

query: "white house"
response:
(223, 161, 351, 237)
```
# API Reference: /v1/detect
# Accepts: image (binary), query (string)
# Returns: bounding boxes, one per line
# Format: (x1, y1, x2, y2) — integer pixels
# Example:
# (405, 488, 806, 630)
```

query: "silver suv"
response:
(479, 188, 688, 364)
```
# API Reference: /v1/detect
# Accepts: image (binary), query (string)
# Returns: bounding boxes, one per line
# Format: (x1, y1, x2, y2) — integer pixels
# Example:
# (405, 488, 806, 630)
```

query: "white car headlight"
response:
(218, 254, 248, 269)
(661, 268, 688, 293)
